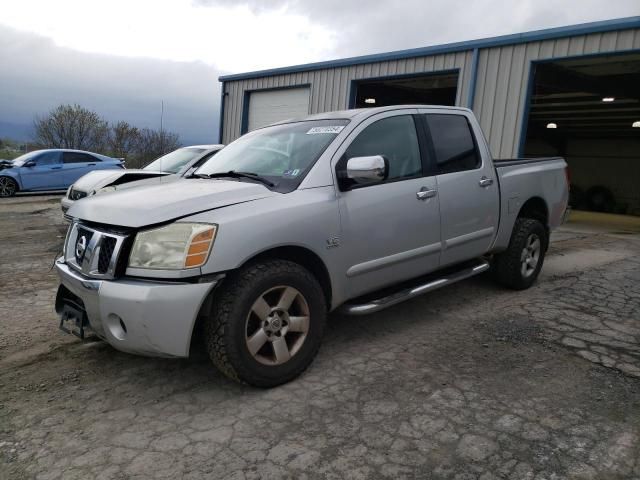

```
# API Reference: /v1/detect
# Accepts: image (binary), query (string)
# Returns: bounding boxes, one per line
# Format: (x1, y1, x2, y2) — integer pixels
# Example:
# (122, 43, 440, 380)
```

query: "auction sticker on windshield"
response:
(306, 126, 345, 135)
(283, 169, 301, 178)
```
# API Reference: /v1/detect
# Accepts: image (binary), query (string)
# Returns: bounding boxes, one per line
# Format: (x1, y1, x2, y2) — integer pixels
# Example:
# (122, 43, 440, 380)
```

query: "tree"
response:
(133, 128, 181, 167)
(108, 121, 140, 160)
(31, 103, 181, 167)
(33, 104, 109, 151)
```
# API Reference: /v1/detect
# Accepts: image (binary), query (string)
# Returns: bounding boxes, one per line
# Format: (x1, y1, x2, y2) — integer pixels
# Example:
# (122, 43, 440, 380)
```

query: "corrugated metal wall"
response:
(473, 28, 640, 157)
(221, 28, 640, 156)
(221, 50, 474, 144)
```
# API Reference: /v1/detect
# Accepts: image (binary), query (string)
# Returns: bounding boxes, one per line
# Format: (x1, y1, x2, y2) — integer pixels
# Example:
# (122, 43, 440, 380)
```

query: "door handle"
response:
(479, 176, 493, 187)
(416, 188, 437, 200)
(51, 166, 62, 170)
(87, 163, 96, 166)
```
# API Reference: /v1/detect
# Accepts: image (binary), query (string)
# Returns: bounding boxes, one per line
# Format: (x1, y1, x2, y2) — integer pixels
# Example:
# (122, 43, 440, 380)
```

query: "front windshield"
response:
(143, 148, 206, 173)
(195, 119, 349, 190)
(10, 151, 42, 167)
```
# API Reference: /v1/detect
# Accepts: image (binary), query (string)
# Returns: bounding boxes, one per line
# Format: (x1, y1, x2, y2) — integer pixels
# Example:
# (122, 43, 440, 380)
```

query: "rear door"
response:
(419, 110, 499, 267)
(334, 110, 442, 299)
(19, 151, 64, 190)
(62, 152, 101, 186)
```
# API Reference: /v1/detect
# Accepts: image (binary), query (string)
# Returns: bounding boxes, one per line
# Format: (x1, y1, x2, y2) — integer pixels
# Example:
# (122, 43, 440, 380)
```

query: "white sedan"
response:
(61, 145, 223, 214)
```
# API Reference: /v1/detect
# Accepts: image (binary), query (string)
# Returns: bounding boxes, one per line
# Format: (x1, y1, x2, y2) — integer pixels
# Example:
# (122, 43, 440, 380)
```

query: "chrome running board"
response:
(339, 259, 490, 316)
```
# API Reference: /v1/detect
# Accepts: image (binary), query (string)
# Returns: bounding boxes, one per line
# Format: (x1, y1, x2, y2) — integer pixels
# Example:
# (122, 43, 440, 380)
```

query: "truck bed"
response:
(491, 156, 569, 253)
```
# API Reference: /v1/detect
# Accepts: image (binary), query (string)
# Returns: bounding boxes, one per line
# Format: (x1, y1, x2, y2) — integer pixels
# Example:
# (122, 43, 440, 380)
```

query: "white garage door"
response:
(247, 87, 310, 132)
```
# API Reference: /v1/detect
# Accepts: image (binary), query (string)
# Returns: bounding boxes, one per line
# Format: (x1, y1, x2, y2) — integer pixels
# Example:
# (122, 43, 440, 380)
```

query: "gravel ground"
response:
(0, 197, 639, 480)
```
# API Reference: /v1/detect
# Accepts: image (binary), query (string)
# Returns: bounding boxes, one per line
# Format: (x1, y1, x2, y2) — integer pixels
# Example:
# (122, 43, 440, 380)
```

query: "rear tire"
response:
(205, 259, 326, 387)
(586, 185, 615, 213)
(492, 218, 547, 290)
(0, 176, 18, 197)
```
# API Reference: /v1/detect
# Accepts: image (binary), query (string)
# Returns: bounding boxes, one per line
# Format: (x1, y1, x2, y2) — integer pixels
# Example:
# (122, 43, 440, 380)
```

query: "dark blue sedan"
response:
(0, 149, 124, 197)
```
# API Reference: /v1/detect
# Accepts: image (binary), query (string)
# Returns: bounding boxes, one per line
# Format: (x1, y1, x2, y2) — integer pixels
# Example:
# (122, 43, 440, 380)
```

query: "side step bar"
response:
(339, 259, 490, 316)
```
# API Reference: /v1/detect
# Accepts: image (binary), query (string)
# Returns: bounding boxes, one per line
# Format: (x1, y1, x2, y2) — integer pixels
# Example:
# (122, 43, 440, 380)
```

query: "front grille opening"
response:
(115, 236, 134, 277)
(98, 237, 117, 273)
(55, 284, 86, 315)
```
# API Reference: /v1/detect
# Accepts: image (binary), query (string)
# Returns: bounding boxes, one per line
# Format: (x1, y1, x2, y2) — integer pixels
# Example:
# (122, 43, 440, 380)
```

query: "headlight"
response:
(128, 223, 217, 270)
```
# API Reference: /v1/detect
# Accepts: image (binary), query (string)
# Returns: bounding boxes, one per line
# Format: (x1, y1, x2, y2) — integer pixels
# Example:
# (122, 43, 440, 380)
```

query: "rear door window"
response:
(63, 152, 100, 164)
(425, 114, 480, 174)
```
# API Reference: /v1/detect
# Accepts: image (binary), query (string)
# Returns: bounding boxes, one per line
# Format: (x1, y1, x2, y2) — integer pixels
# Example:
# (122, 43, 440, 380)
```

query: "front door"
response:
(20, 151, 65, 190)
(419, 110, 499, 267)
(334, 110, 442, 299)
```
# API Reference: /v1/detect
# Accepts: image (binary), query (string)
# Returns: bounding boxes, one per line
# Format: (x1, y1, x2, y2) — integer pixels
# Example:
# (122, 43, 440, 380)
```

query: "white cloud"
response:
(2, 0, 639, 75)
(0, 0, 337, 72)
(1, 0, 638, 143)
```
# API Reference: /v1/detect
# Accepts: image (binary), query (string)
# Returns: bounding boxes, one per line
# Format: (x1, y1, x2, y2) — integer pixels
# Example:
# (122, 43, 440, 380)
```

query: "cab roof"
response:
(270, 105, 472, 126)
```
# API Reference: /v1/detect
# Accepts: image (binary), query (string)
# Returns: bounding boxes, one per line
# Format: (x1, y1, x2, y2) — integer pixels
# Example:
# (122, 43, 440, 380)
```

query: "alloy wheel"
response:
(0, 177, 16, 197)
(245, 286, 310, 366)
(520, 233, 541, 278)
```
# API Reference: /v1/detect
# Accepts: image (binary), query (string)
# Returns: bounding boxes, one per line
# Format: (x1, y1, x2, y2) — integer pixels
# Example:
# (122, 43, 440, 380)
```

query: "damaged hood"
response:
(67, 177, 277, 228)
(71, 169, 166, 193)
(0, 159, 16, 171)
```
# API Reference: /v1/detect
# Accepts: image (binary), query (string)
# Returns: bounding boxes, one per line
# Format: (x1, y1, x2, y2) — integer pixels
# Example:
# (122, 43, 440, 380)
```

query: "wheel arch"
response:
(189, 244, 333, 356)
(239, 245, 333, 309)
(0, 174, 20, 195)
(517, 196, 549, 248)
(517, 196, 548, 224)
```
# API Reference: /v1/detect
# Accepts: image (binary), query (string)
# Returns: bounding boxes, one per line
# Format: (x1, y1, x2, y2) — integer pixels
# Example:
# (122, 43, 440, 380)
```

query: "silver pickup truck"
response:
(55, 106, 569, 387)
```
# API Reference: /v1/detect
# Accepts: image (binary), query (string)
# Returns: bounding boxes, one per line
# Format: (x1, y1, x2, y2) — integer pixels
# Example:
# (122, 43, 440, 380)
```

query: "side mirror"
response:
(346, 155, 387, 185)
(23, 160, 36, 168)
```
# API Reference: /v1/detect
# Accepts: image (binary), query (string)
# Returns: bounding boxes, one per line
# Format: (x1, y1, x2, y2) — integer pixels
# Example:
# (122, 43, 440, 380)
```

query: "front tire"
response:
(0, 177, 18, 197)
(492, 218, 547, 290)
(205, 259, 326, 387)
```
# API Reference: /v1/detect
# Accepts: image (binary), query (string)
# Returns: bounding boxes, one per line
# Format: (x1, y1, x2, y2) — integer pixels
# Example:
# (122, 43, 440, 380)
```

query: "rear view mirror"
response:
(23, 160, 36, 168)
(346, 155, 388, 185)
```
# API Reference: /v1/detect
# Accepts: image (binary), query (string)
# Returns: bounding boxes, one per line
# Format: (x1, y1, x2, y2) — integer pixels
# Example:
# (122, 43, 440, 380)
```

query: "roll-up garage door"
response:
(247, 87, 310, 132)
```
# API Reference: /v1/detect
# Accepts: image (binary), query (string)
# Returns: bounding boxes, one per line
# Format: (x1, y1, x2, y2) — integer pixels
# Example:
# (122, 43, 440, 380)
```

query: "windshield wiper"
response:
(194, 170, 275, 187)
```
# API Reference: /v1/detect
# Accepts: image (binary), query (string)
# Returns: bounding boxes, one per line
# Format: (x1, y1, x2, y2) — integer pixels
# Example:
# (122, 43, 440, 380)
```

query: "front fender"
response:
(183, 187, 347, 308)
(0, 168, 22, 189)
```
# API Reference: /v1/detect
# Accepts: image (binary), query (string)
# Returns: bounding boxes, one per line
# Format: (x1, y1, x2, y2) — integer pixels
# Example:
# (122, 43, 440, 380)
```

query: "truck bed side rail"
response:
(494, 157, 564, 168)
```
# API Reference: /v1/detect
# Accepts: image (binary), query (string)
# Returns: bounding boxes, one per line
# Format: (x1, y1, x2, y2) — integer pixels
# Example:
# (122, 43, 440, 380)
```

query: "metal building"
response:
(219, 17, 640, 214)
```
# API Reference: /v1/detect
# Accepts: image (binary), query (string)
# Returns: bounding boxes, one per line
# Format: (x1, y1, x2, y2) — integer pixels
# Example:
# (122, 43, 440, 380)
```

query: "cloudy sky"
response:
(1, 0, 639, 145)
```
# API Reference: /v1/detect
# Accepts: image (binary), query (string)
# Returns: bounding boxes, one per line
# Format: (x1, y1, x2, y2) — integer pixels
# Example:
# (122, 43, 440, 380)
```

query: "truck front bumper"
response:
(55, 259, 218, 358)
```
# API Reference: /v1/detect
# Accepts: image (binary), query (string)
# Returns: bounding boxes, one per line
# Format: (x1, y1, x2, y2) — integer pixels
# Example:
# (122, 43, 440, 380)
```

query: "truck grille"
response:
(98, 236, 117, 273)
(64, 222, 129, 279)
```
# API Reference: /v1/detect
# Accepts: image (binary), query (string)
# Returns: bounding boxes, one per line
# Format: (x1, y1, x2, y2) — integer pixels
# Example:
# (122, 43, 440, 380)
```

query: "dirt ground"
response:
(1, 197, 639, 479)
